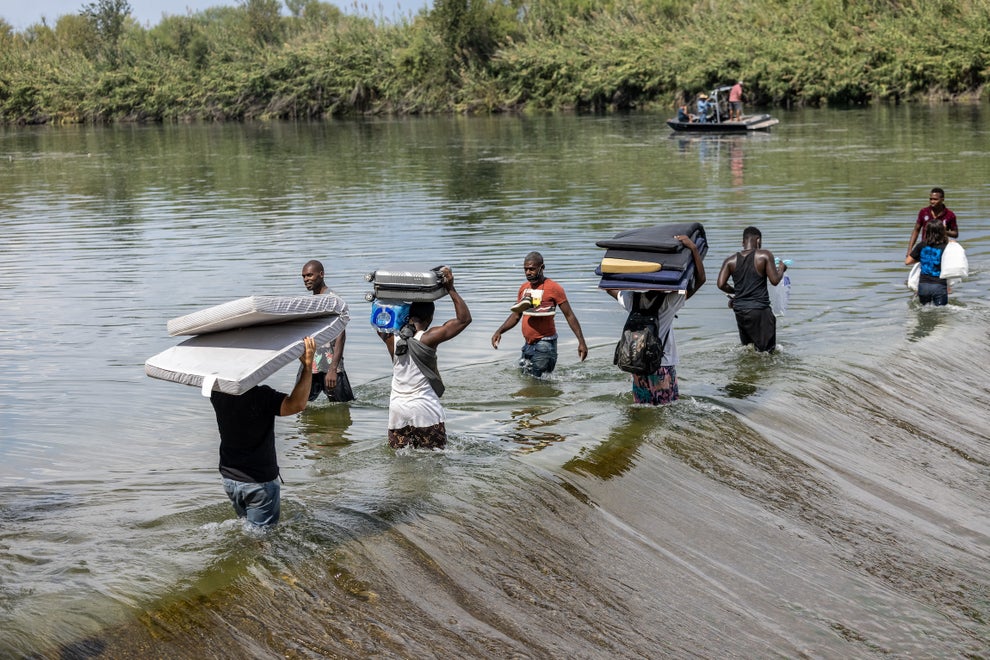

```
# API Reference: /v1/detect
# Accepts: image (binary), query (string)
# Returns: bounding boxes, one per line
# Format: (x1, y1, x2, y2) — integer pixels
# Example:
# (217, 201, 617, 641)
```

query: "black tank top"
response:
(731, 251, 770, 310)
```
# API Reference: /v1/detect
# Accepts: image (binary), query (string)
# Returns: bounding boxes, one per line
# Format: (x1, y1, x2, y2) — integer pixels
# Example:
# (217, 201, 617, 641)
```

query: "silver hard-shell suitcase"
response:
(365, 266, 449, 302)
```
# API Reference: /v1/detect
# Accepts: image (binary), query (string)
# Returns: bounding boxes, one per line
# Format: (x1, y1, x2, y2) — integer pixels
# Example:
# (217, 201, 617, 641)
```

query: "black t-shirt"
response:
(210, 385, 286, 483)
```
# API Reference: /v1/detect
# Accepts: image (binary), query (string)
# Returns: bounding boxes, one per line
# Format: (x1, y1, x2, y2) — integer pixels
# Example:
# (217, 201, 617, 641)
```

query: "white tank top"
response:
(388, 330, 445, 429)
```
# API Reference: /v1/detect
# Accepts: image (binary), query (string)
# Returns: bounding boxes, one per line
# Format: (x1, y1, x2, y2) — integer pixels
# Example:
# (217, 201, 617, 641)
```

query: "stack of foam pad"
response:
(145, 294, 349, 396)
(365, 267, 449, 302)
(596, 222, 708, 292)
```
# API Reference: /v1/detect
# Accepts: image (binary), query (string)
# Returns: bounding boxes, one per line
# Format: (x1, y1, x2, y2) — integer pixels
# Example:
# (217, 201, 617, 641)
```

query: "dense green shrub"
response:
(0, 0, 987, 123)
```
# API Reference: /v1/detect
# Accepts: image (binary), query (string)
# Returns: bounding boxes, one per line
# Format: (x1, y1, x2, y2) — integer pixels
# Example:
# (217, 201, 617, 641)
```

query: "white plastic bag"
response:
(906, 262, 920, 292)
(940, 240, 968, 280)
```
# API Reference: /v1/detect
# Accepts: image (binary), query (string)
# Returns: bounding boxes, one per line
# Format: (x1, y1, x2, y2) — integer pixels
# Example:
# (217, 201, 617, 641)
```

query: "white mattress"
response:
(167, 294, 348, 336)
(145, 316, 348, 395)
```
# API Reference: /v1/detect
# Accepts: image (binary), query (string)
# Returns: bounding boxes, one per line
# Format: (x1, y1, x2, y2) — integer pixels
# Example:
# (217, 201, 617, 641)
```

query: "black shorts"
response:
(309, 371, 355, 402)
(733, 307, 777, 352)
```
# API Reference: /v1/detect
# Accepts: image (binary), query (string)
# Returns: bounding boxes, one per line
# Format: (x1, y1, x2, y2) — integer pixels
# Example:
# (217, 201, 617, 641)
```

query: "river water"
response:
(1, 106, 988, 658)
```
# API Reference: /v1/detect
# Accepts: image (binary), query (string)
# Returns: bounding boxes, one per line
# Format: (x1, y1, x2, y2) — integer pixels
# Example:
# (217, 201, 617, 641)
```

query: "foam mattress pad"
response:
(167, 294, 347, 336)
(146, 316, 348, 395)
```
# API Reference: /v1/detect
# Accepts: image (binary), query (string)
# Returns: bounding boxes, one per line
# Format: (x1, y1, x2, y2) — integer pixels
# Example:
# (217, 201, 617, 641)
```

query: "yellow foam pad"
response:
(600, 257, 662, 274)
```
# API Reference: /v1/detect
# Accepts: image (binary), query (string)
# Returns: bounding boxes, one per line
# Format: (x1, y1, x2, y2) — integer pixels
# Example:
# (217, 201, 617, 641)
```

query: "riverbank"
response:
(1, 0, 988, 123)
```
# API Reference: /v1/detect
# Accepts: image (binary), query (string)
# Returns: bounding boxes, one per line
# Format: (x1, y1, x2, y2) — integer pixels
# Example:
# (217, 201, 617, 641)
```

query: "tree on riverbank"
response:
(1, 0, 988, 123)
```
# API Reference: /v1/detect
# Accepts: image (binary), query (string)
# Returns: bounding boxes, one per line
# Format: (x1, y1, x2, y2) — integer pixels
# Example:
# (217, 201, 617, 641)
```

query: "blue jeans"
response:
(222, 477, 280, 527)
(918, 281, 948, 306)
(520, 336, 558, 377)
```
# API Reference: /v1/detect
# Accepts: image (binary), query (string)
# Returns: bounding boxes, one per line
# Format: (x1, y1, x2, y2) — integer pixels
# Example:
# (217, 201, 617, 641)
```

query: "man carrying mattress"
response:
(301, 260, 354, 402)
(210, 337, 316, 529)
(491, 252, 588, 378)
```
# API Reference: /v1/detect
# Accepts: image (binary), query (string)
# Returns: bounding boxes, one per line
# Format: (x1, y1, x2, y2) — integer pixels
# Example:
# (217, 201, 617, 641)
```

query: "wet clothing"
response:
(520, 336, 557, 377)
(617, 291, 683, 404)
(309, 369, 354, 402)
(910, 241, 948, 306)
(516, 278, 568, 376)
(388, 330, 446, 448)
(210, 384, 287, 527)
(388, 422, 447, 450)
(632, 366, 679, 406)
(729, 250, 776, 352)
(733, 307, 777, 352)
(223, 478, 280, 527)
(310, 306, 353, 401)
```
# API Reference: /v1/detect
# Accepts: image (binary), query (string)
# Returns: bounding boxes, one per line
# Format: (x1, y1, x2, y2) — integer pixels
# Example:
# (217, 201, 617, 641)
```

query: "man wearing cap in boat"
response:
(491, 252, 588, 378)
(696, 93, 712, 123)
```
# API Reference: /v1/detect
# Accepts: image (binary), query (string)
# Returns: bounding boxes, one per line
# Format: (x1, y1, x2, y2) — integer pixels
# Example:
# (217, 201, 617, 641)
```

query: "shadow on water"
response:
(562, 405, 661, 479)
(297, 402, 354, 458)
(500, 376, 570, 453)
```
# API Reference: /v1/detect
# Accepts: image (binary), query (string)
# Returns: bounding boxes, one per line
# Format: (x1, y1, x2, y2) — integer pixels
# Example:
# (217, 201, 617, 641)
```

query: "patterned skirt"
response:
(631, 365, 679, 405)
(388, 422, 447, 450)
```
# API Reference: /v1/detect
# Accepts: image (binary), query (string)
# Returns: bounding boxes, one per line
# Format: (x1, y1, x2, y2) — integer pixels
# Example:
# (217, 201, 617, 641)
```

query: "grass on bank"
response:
(0, 0, 988, 123)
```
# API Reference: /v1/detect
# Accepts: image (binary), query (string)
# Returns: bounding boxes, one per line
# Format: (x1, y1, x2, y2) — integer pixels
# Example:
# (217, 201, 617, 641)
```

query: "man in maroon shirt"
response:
(906, 187, 958, 256)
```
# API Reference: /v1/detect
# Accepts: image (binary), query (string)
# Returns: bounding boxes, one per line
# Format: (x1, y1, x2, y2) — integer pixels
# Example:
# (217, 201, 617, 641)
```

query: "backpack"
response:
(613, 297, 667, 375)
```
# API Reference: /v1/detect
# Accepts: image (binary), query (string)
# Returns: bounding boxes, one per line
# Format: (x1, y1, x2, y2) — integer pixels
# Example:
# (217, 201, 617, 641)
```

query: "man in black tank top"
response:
(716, 226, 788, 352)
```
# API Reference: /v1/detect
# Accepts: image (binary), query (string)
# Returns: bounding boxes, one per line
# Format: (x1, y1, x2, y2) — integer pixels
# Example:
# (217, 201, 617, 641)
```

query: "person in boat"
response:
(210, 336, 317, 528)
(491, 252, 588, 378)
(906, 187, 957, 257)
(603, 235, 706, 405)
(696, 93, 712, 123)
(676, 104, 694, 122)
(716, 226, 788, 353)
(378, 267, 471, 450)
(301, 259, 354, 402)
(905, 221, 950, 306)
(729, 80, 744, 121)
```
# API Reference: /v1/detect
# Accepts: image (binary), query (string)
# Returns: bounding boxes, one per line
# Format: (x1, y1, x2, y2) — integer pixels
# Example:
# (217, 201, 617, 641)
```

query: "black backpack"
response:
(613, 294, 668, 375)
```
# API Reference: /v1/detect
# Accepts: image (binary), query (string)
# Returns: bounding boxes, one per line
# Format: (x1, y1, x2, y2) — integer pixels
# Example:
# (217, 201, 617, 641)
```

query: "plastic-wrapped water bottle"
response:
(370, 300, 410, 333)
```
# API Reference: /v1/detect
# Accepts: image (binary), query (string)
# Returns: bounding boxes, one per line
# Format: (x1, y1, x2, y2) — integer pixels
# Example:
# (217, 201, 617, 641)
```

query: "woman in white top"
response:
(378, 267, 471, 449)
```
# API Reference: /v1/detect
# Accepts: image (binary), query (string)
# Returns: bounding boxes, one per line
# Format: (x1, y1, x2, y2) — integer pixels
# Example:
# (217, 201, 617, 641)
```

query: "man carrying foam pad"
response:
(716, 226, 788, 353)
(209, 336, 316, 529)
(491, 251, 588, 378)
